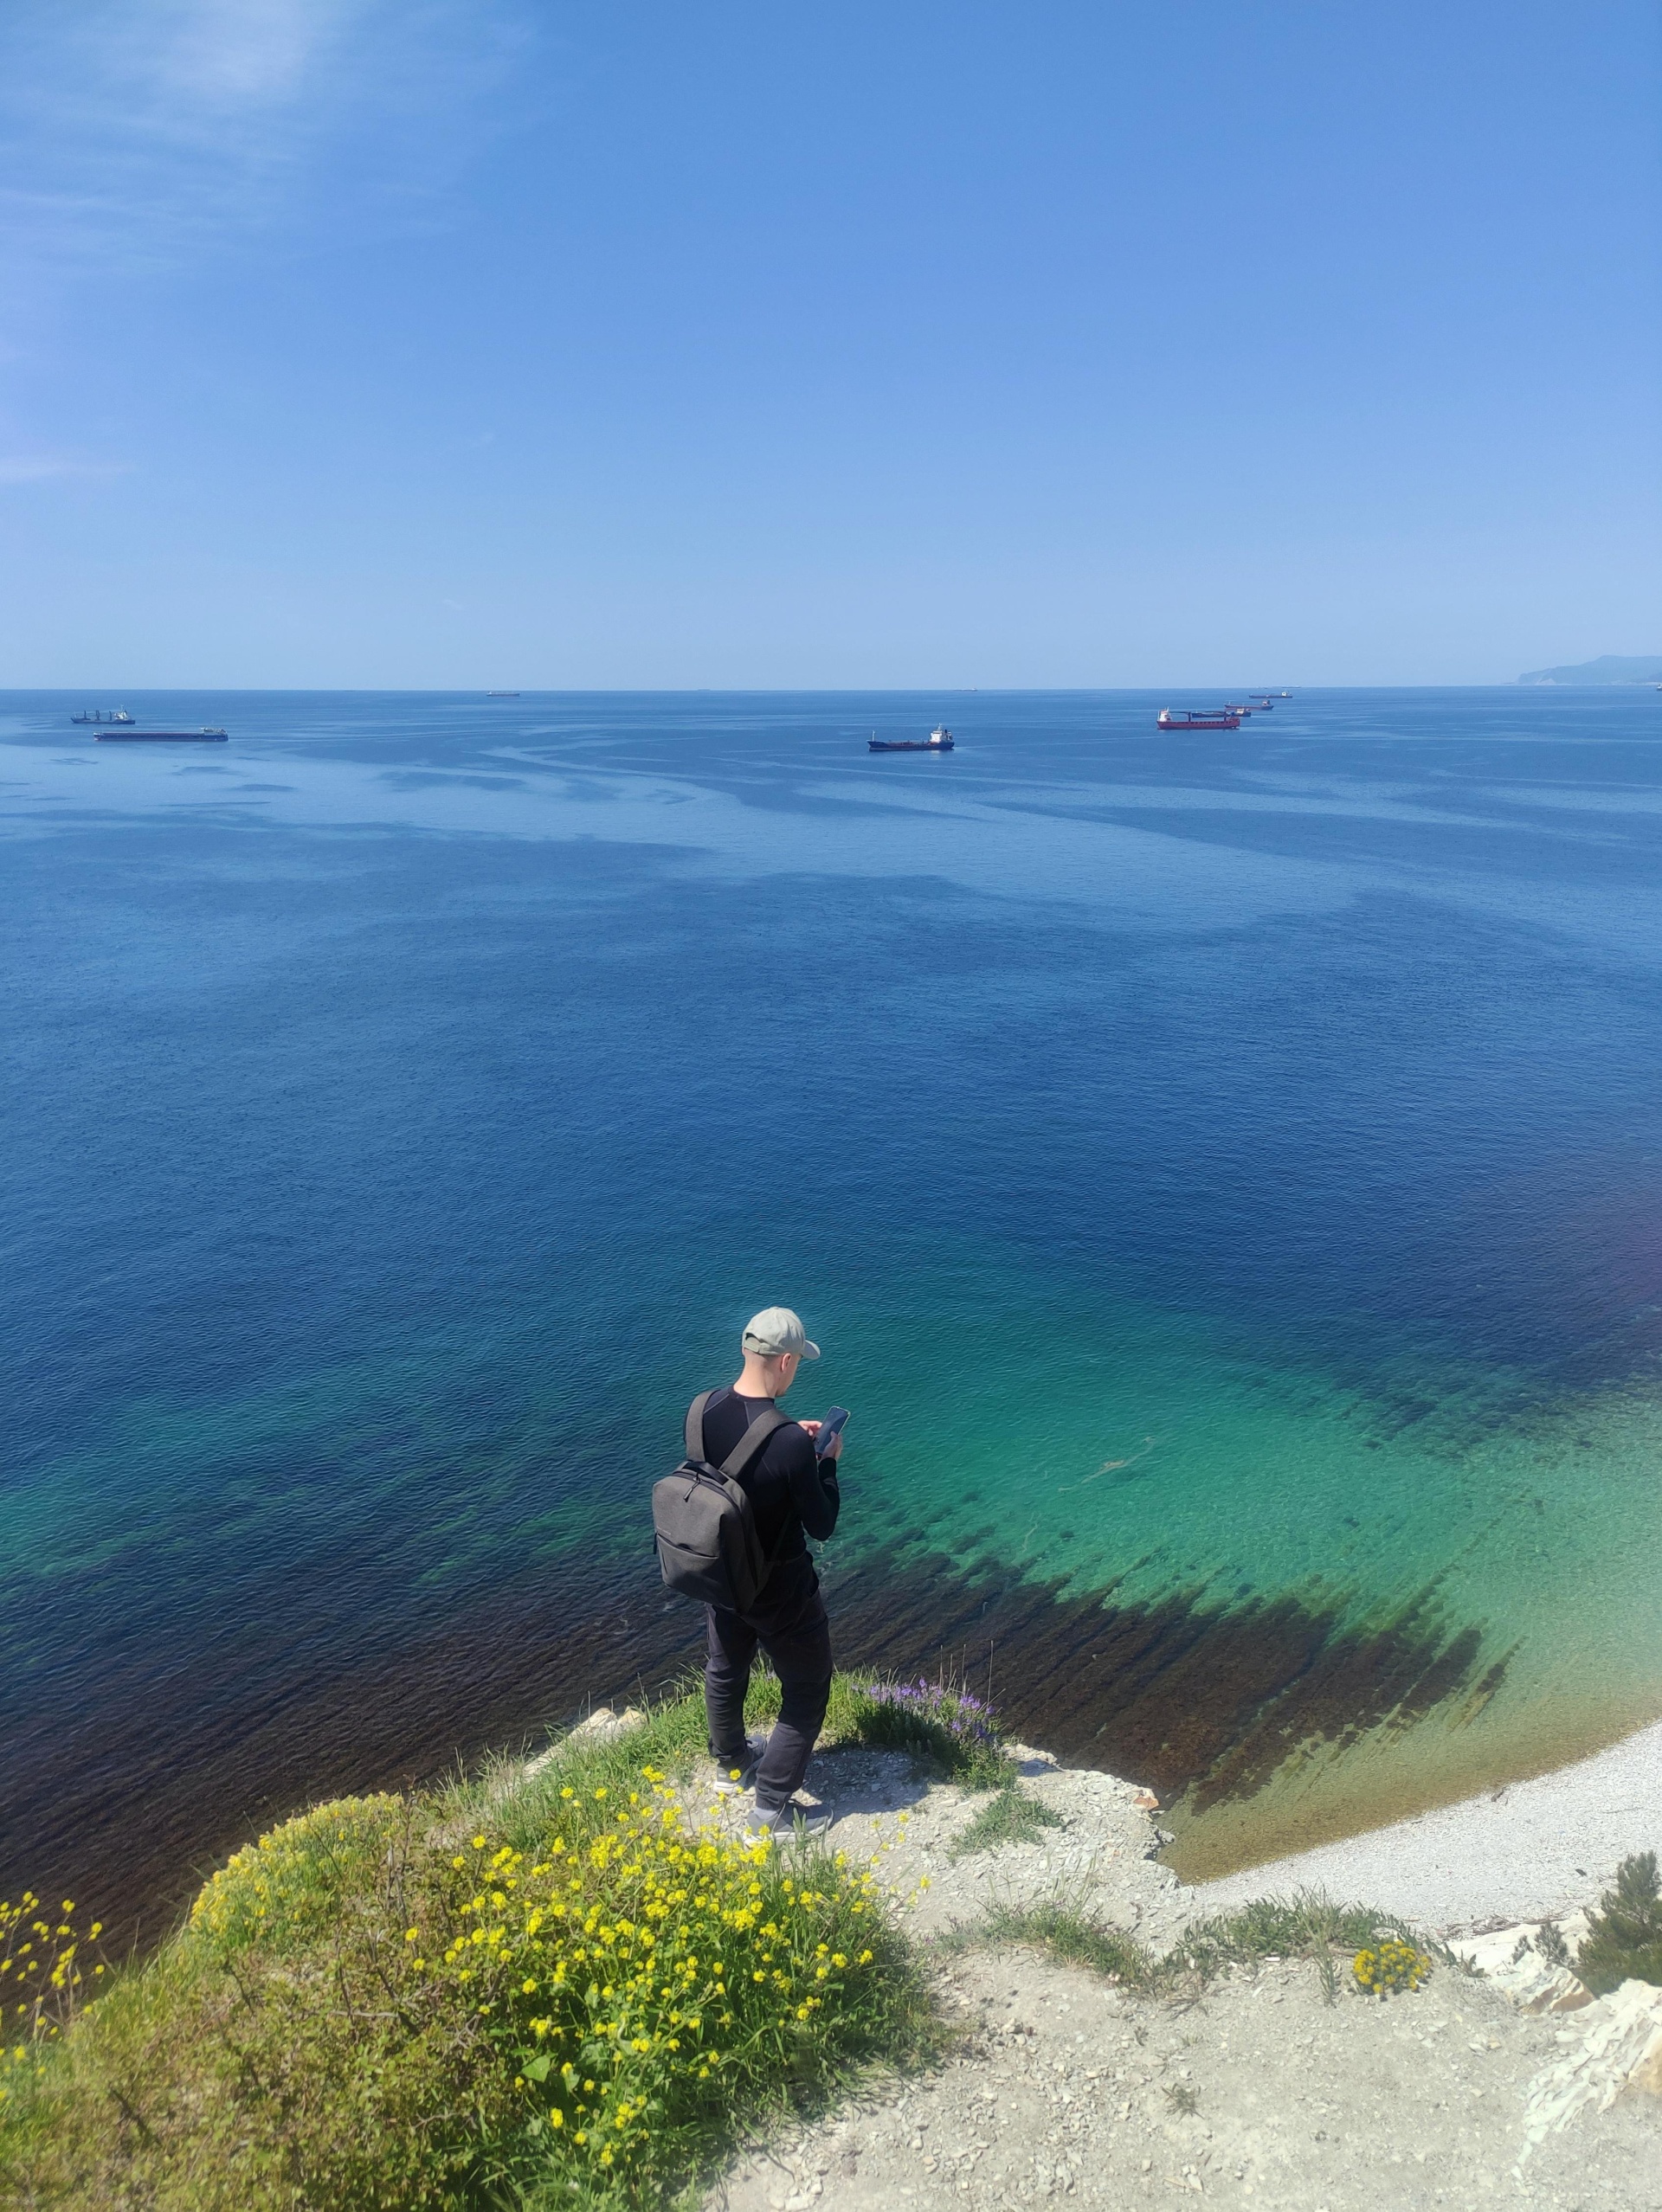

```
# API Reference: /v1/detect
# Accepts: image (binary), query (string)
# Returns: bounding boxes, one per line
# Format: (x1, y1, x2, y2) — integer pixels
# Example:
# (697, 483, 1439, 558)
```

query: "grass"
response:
(0, 1677, 938, 2212)
(1182, 1893, 1404, 1981)
(975, 1901, 1162, 1988)
(976, 1890, 1420, 1998)
(950, 1787, 1064, 1859)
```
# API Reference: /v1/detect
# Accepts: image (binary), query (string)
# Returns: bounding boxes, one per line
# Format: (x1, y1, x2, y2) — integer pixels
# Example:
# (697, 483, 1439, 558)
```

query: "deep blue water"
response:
(5, 688, 1662, 1926)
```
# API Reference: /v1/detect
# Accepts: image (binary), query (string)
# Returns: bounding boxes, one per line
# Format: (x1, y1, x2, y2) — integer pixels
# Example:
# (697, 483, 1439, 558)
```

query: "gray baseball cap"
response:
(742, 1306, 821, 1360)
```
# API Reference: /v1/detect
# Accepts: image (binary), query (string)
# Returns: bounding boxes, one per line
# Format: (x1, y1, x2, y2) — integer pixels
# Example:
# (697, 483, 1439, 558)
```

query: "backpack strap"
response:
(684, 1393, 791, 1481)
(686, 1390, 717, 1463)
(717, 1406, 790, 1482)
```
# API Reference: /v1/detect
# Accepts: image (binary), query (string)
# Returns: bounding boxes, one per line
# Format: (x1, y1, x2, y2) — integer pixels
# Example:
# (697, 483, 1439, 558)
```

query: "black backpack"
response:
(652, 1392, 790, 1611)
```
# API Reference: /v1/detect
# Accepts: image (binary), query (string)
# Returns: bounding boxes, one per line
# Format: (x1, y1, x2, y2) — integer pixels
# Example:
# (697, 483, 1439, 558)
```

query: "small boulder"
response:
(1449, 1920, 1594, 2016)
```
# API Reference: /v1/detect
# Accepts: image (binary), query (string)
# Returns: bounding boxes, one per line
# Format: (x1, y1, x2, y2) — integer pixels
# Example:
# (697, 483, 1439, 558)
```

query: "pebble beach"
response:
(1190, 1719, 1662, 1933)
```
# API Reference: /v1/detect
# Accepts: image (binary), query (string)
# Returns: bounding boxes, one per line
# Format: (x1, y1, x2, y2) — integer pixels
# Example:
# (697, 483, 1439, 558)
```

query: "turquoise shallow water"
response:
(3, 687, 1662, 1925)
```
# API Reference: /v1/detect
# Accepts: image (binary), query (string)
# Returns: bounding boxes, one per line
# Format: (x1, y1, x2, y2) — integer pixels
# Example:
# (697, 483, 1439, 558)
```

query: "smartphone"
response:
(814, 1406, 850, 1456)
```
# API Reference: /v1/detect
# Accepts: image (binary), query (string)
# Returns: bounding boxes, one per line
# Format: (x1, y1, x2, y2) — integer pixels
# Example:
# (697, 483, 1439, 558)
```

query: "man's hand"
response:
(799, 1420, 843, 1463)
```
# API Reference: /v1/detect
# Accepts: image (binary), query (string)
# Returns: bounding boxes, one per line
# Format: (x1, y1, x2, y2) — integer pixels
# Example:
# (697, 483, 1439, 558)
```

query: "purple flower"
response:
(862, 1677, 1002, 1747)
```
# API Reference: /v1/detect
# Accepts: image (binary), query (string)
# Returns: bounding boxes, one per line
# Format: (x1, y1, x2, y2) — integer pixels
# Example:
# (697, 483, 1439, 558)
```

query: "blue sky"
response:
(0, 1, 1657, 687)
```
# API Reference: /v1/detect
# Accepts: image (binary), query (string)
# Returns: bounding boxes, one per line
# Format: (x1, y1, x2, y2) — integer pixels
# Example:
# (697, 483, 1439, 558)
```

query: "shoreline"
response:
(1181, 1714, 1662, 1931)
(16, 1596, 1659, 1960)
(12, 1675, 1661, 2207)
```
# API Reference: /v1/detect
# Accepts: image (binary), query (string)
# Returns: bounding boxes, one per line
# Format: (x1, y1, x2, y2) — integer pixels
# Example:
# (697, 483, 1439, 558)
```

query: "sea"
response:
(4, 687, 1662, 1939)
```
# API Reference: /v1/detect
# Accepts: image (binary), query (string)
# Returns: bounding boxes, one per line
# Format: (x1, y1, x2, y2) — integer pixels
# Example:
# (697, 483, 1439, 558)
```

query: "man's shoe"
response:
(744, 1803, 835, 1843)
(712, 1740, 765, 1796)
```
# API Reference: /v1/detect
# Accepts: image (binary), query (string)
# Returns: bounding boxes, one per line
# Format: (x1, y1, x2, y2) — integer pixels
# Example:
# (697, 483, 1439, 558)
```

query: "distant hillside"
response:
(1518, 654, 1662, 685)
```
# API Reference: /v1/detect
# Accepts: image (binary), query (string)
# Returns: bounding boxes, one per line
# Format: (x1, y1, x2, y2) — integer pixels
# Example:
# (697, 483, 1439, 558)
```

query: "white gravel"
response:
(712, 1948, 1662, 2212)
(1188, 1719, 1662, 1933)
(700, 1739, 1662, 2212)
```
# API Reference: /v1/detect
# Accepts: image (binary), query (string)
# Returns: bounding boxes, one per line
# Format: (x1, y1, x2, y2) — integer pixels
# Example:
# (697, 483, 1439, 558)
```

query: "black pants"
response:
(705, 1575, 833, 1813)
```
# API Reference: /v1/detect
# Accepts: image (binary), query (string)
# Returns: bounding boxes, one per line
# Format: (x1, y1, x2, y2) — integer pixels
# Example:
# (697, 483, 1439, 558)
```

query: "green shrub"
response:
(1533, 1919, 1570, 1968)
(0, 1688, 933, 2212)
(3, 1806, 516, 2212)
(428, 1771, 921, 2200)
(1577, 1851, 1662, 1995)
(186, 1792, 406, 1959)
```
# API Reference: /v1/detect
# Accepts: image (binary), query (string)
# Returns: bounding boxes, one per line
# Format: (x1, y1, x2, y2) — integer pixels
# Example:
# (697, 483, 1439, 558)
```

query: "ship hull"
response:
(95, 731, 229, 743)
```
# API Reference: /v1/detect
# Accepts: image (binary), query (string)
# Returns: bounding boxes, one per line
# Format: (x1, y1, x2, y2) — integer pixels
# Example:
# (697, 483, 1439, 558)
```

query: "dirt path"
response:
(684, 1745, 1662, 2212)
(713, 1946, 1659, 2211)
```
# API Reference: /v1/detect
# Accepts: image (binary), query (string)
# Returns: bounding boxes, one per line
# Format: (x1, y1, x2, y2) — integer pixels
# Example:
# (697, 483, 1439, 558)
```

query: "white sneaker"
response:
(712, 1739, 765, 1796)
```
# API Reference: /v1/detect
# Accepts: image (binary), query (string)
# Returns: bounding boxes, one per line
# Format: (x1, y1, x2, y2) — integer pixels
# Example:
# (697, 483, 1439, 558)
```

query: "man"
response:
(695, 1305, 843, 1839)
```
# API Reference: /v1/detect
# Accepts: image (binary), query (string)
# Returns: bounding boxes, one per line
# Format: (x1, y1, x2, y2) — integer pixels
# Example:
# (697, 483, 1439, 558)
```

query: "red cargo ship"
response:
(1157, 708, 1241, 730)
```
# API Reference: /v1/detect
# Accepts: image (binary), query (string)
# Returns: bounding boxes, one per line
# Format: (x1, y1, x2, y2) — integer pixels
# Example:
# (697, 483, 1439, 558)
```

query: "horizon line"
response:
(2, 681, 1641, 698)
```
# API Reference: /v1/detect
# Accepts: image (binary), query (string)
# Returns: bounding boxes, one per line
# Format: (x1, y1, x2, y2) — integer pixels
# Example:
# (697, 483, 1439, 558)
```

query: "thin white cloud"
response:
(156, 0, 357, 106)
(0, 1, 534, 507)
(0, 453, 129, 485)
(0, 0, 533, 280)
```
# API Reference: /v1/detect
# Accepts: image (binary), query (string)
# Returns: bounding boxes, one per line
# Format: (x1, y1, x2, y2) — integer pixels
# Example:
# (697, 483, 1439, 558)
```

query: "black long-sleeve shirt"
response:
(696, 1386, 841, 1567)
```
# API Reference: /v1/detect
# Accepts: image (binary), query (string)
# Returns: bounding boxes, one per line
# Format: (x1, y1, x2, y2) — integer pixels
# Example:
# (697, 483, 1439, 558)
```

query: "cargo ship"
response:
(1157, 708, 1241, 730)
(95, 728, 229, 743)
(71, 708, 134, 725)
(869, 725, 955, 752)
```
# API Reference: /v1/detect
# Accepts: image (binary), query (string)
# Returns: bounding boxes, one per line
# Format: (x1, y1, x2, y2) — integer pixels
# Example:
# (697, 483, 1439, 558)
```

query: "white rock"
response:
(1448, 1919, 1595, 2015)
(1518, 1977, 1662, 2152)
(567, 1703, 647, 1742)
